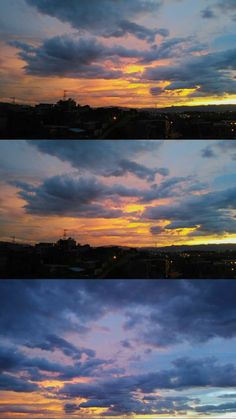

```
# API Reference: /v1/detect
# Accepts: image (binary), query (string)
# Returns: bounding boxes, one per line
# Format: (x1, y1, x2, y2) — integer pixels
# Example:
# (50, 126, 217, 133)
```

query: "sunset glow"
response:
(0, 139, 236, 247)
(1, 0, 236, 107)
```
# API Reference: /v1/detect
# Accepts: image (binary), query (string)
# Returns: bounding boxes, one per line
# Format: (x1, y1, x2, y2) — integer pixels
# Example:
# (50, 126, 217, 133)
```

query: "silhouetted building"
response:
(56, 237, 77, 251)
(2, 99, 236, 138)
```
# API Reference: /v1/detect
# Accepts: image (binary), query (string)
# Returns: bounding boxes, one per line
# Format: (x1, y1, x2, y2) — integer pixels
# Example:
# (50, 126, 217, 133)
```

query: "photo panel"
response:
(0, 278, 236, 418)
(0, 139, 235, 279)
(1, 1, 236, 138)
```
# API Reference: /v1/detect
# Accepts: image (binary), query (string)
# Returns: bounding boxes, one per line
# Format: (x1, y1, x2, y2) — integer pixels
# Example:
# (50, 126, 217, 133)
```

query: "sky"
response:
(0, 139, 236, 247)
(0, 0, 236, 107)
(1, 279, 236, 418)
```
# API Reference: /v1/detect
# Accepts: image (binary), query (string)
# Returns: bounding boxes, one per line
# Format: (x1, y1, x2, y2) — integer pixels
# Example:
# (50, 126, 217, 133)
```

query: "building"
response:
(56, 237, 77, 251)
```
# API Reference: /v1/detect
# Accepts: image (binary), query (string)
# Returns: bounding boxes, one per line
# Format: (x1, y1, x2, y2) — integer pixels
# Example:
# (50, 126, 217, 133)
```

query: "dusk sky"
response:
(1, 279, 236, 418)
(0, 139, 236, 247)
(1, 0, 236, 107)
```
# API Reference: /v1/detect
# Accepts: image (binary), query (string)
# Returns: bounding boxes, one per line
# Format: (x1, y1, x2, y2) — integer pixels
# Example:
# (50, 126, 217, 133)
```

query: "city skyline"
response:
(0, 139, 236, 247)
(1, 279, 236, 418)
(1, 0, 236, 107)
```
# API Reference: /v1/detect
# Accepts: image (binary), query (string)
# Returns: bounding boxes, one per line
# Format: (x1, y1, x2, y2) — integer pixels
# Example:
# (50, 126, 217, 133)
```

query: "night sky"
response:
(0, 139, 236, 247)
(0, 279, 236, 418)
(1, 0, 236, 107)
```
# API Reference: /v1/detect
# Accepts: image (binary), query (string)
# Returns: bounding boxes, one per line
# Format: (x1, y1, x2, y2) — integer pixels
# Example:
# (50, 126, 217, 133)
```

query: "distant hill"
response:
(2, 101, 236, 114)
(143, 243, 236, 252)
(152, 104, 236, 113)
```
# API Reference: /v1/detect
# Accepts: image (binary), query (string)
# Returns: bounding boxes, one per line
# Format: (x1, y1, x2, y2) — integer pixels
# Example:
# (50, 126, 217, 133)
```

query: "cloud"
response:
(124, 284, 236, 347)
(0, 373, 39, 393)
(103, 159, 169, 182)
(140, 36, 207, 64)
(104, 20, 169, 43)
(13, 174, 138, 218)
(64, 393, 193, 415)
(25, 0, 163, 42)
(218, 393, 236, 398)
(25, 334, 96, 360)
(201, 145, 217, 158)
(150, 225, 163, 235)
(13, 171, 207, 219)
(150, 86, 163, 96)
(2, 280, 236, 412)
(61, 375, 193, 414)
(201, 8, 216, 19)
(11, 36, 125, 79)
(0, 341, 112, 385)
(201, 0, 236, 21)
(201, 140, 236, 160)
(196, 401, 236, 413)
(217, 0, 236, 11)
(144, 186, 236, 235)
(28, 140, 163, 179)
(59, 357, 236, 414)
(11, 33, 206, 79)
(2, 280, 236, 351)
(144, 47, 236, 96)
(120, 339, 133, 349)
(140, 176, 206, 203)
(0, 280, 94, 346)
(0, 405, 48, 415)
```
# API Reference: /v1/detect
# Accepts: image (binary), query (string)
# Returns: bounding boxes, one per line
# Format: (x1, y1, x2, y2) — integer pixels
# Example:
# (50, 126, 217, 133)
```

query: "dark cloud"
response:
(2, 280, 236, 413)
(150, 225, 163, 235)
(140, 175, 207, 203)
(26, 0, 163, 42)
(59, 356, 236, 414)
(28, 140, 163, 179)
(80, 356, 236, 391)
(12, 34, 205, 79)
(25, 334, 95, 360)
(201, 146, 217, 158)
(61, 375, 195, 415)
(150, 86, 163, 96)
(144, 47, 236, 95)
(2, 280, 236, 351)
(0, 280, 94, 346)
(196, 401, 236, 413)
(217, 0, 236, 11)
(201, 0, 236, 21)
(104, 20, 169, 43)
(13, 172, 206, 219)
(103, 159, 169, 182)
(11, 37, 125, 79)
(144, 186, 236, 235)
(140, 36, 207, 64)
(0, 373, 39, 393)
(0, 405, 48, 415)
(168, 357, 236, 388)
(201, 140, 236, 160)
(0, 342, 111, 384)
(201, 7, 217, 19)
(218, 393, 236, 398)
(13, 174, 138, 217)
(64, 403, 80, 413)
(125, 280, 236, 347)
(120, 339, 133, 349)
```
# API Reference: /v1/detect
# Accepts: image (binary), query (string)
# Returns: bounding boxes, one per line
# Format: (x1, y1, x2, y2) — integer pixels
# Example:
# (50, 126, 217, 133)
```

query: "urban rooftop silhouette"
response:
(1, 99, 236, 139)
(1, 235, 236, 279)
